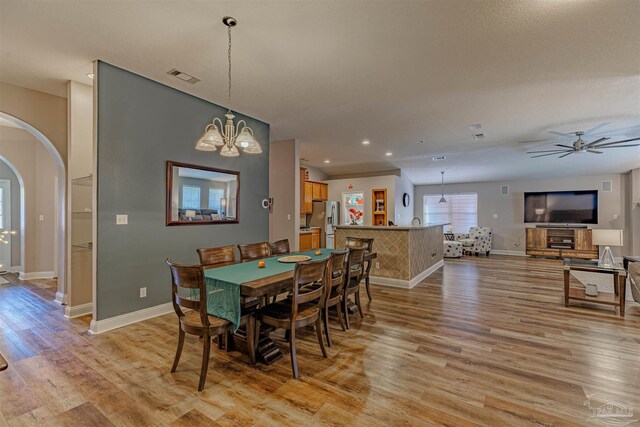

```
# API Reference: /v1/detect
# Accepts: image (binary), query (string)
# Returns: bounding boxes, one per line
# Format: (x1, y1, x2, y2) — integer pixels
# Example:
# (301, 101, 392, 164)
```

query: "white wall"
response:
(415, 174, 628, 255)
(0, 126, 59, 273)
(269, 139, 300, 249)
(326, 175, 396, 225)
(394, 170, 415, 226)
(305, 165, 328, 182)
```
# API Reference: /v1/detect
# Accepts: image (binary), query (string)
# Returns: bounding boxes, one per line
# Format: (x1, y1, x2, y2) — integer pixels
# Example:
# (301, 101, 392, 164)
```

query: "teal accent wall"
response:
(96, 61, 269, 320)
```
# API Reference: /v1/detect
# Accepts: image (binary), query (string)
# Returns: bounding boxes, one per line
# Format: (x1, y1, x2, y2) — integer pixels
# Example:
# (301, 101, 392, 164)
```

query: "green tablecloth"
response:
(201, 248, 338, 331)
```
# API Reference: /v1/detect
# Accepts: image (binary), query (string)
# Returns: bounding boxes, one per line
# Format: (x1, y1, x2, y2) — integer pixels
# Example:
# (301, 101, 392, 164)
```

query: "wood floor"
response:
(1, 256, 639, 426)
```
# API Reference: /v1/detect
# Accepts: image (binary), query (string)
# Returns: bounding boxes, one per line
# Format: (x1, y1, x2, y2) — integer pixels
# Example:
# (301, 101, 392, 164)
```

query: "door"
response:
(0, 180, 11, 270)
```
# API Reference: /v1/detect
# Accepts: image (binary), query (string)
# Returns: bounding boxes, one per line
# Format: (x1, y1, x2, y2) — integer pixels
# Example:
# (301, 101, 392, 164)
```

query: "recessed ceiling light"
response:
(385, 152, 393, 156)
(86, 73, 94, 80)
(473, 133, 485, 140)
(432, 156, 446, 161)
(324, 159, 331, 164)
(469, 123, 482, 131)
(362, 140, 370, 145)
(417, 139, 425, 144)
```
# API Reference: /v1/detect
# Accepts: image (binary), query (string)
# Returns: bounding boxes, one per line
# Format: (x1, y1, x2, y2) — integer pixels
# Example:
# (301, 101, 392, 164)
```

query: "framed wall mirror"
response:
(166, 161, 239, 225)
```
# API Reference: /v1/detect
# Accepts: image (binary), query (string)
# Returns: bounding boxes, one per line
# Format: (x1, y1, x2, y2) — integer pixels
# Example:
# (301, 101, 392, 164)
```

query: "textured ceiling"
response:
(1, 0, 639, 184)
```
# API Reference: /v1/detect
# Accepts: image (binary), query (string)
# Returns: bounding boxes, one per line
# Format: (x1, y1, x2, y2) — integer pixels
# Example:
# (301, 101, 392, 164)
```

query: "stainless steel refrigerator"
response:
(309, 201, 340, 249)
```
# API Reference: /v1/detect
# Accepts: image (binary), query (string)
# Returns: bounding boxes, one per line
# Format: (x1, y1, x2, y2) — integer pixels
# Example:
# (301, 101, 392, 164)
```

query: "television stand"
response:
(526, 227, 598, 259)
(535, 224, 588, 229)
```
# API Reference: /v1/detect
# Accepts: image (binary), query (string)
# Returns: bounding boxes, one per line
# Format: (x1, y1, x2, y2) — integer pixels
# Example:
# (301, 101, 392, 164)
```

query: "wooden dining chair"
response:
(166, 259, 256, 391)
(346, 237, 374, 301)
(238, 242, 272, 262)
(341, 247, 366, 330)
(197, 245, 236, 269)
(254, 256, 331, 379)
(270, 239, 290, 255)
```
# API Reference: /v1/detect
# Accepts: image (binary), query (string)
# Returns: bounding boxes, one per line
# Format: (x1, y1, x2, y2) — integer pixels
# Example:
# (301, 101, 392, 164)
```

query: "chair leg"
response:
(171, 328, 185, 373)
(246, 316, 256, 365)
(355, 290, 364, 318)
(365, 276, 372, 302)
(336, 301, 346, 331)
(198, 334, 211, 391)
(342, 295, 350, 330)
(217, 334, 224, 349)
(323, 305, 332, 347)
(289, 327, 298, 379)
(315, 317, 328, 358)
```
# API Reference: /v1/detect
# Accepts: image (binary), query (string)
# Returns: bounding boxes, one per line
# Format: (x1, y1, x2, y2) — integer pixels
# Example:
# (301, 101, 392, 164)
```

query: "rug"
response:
(571, 271, 635, 302)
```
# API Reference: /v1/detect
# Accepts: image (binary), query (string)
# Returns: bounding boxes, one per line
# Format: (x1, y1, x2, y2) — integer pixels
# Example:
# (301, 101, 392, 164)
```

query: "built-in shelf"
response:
(72, 242, 93, 250)
(72, 175, 93, 186)
(371, 188, 387, 226)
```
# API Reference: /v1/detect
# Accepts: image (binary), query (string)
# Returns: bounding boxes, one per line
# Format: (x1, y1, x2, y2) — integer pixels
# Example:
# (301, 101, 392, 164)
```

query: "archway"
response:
(0, 111, 66, 304)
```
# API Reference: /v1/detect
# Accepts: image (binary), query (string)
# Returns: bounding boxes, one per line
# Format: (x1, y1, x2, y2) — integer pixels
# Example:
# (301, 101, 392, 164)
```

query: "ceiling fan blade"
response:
(585, 137, 609, 147)
(530, 152, 567, 158)
(584, 122, 610, 135)
(555, 144, 575, 149)
(549, 131, 575, 138)
(527, 149, 568, 154)
(595, 144, 640, 148)
(587, 150, 603, 154)
(593, 137, 640, 147)
(559, 152, 573, 158)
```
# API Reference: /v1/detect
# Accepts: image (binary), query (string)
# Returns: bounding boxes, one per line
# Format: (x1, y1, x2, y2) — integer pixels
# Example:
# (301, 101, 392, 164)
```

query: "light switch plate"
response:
(39, 215, 44, 221)
(116, 214, 128, 225)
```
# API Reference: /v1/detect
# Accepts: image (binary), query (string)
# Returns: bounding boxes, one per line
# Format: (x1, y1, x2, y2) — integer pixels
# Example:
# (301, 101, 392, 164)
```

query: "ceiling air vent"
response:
(473, 133, 485, 140)
(167, 69, 200, 84)
(432, 156, 447, 161)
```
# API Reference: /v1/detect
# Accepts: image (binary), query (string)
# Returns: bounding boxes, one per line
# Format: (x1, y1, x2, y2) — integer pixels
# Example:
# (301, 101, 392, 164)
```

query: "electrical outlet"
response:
(139, 287, 147, 298)
(376, 262, 380, 269)
(116, 214, 128, 225)
(287, 214, 291, 220)
(39, 215, 44, 221)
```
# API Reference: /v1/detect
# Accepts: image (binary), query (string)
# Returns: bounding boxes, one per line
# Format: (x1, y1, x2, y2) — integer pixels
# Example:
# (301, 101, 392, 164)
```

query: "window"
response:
(424, 193, 477, 233)
(182, 185, 201, 209)
(208, 188, 225, 212)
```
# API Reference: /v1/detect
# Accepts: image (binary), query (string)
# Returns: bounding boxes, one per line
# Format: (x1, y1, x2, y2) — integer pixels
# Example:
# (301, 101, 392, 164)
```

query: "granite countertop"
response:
(335, 223, 449, 231)
(299, 227, 321, 234)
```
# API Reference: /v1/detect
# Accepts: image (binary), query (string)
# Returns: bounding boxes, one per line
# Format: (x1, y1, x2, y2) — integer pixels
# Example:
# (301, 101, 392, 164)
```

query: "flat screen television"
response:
(524, 190, 598, 224)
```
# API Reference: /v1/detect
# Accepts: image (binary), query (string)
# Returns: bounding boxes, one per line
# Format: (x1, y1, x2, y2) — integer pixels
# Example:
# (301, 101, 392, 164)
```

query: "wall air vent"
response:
(602, 180, 612, 192)
(167, 69, 200, 84)
(501, 185, 509, 196)
(473, 133, 485, 140)
(432, 156, 447, 161)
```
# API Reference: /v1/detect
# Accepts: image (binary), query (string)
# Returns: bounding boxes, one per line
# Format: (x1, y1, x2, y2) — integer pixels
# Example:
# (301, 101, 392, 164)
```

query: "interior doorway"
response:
(0, 179, 11, 270)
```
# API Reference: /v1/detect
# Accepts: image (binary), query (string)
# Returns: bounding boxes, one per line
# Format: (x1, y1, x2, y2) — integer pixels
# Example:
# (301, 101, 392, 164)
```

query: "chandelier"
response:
(195, 16, 262, 156)
(439, 171, 447, 204)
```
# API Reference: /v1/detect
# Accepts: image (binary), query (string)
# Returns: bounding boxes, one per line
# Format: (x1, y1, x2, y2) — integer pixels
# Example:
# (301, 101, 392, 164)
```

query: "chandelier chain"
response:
(227, 24, 232, 112)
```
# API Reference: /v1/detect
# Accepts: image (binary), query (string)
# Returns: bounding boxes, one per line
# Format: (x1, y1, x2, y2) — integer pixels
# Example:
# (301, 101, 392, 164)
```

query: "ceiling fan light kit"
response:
(527, 131, 640, 159)
(195, 16, 262, 157)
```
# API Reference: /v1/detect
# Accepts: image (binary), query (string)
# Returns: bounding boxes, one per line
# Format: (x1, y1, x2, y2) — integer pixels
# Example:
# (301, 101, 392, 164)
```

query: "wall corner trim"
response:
(370, 260, 444, 289)
(19, 271, 55, 280)
(64, 303, 93, 318)
(89, 302, 173, 335)
(54, 291, 68, 305)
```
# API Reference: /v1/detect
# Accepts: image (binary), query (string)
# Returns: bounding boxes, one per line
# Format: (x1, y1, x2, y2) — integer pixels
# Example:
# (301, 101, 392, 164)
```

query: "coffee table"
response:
(563, 258, 627, 316)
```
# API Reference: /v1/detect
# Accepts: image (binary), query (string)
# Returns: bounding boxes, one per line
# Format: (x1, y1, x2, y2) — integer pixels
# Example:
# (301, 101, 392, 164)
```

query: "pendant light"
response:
(439, 171, 447, 204)
(195, 16, 262, 156)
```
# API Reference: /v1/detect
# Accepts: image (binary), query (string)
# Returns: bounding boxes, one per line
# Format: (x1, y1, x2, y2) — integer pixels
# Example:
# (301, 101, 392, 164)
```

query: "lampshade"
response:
(243, 138, 262, 154)
(234, 128, 254, 149)
(220, 144, 240, 157)
(220, 198, 227, 208)
(592, 229, 623, 247)
(195, 124, 224, 151)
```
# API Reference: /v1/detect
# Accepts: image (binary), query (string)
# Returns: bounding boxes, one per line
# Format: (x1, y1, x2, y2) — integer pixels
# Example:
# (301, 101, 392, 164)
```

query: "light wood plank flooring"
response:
(1, 256, 639, 426)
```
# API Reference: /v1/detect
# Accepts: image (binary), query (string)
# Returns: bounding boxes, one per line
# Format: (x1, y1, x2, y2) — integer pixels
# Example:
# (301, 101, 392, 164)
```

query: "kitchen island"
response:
(335, 224, 446, 288)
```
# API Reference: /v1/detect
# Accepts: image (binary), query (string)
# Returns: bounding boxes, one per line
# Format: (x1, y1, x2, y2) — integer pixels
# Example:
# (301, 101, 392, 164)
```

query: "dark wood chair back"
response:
(345, 247, 366, 284)
(291, 257, 331, 316)
(346, 237, 374, 252)
(238, 242, 272, 262)
(197, 245, 236, 268)
(270, 239, 290, 255)
(165, 259, 209, 328)
(328, 250, 348, 296)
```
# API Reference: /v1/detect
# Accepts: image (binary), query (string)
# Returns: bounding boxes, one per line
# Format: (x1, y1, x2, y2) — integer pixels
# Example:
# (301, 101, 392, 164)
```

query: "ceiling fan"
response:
(527, 131, 640, 159)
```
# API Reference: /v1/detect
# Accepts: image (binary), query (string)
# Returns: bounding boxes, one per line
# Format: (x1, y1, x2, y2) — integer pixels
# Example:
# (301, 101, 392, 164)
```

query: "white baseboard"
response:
(54, 292, 68, 305)
(490, 250, 528, 257)
(18, 271, 55, 280)
(89, 302, 173, 335)
(4, 266, 20, 273)
(370, 260, 444, 289)
(64, 303, 93, 318)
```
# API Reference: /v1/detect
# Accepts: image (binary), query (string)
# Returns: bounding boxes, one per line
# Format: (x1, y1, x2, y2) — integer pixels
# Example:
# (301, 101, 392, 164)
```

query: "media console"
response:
(526, 227, 598, 259)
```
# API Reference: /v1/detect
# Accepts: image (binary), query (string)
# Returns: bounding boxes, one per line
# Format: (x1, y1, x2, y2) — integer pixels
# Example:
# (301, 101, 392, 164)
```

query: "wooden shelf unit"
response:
(371, 188, 387, 226)
(526, 227, 598, 259)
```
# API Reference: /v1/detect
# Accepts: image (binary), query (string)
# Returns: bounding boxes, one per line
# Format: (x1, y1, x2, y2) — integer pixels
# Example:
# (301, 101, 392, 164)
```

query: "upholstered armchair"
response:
(455, 227, 492, 256)
(629, 263, 640, 304)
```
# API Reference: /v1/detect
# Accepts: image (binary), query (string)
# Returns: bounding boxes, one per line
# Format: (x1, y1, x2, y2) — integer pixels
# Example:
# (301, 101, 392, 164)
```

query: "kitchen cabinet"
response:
(320, 183, 328, 201)
(312, 183, 322, 201)
(304, 182, 313, 213)
(311, 228, 320, 248)
(300, 233, 312, 251)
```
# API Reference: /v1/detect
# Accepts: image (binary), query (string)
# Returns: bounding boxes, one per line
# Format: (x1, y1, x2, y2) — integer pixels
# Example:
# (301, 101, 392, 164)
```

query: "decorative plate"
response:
(278, 255, 311, 263)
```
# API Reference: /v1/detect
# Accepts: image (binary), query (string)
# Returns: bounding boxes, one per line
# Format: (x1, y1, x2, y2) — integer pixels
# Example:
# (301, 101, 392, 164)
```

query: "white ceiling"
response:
(1, 1, 639, 184)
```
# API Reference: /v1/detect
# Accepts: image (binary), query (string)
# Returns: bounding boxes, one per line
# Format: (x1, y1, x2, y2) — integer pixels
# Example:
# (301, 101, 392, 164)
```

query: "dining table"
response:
(202, 248, 377, 364)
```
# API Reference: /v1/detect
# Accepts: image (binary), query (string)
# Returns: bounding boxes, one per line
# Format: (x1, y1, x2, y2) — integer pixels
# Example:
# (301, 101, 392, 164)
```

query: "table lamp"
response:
(592, 229, 623, 267)
(220, 198, 227, 217)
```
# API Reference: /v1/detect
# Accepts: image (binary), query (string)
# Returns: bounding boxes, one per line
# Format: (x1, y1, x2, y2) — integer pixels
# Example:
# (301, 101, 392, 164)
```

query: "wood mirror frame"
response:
(166, 161, 240, 226)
